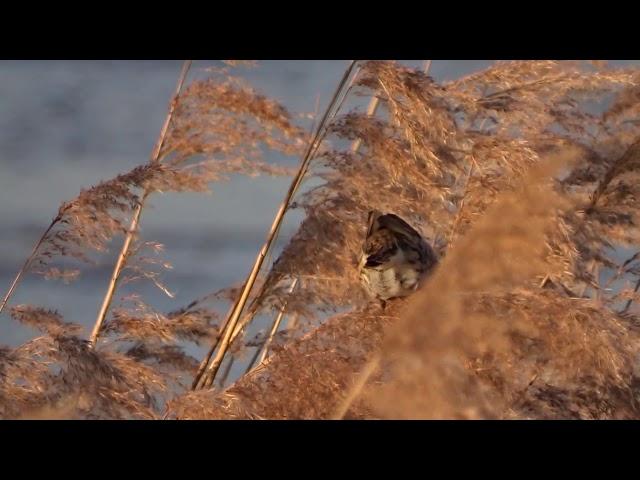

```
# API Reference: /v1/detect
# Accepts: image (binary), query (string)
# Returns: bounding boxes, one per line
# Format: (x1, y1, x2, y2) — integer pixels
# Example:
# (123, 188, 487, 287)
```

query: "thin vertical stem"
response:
(243, 277, 298, 375)
(191, 301, 236, 390)
(195, 61, 359, 389)
(350, 93, 383, 153)
(259, 277, 298, 364)
(88, 60, 192, 348)
(225, 96, 321, 349)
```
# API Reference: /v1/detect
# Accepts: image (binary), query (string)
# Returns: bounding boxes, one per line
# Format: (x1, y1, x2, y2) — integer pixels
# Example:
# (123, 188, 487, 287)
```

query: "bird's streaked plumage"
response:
(358, 211, 437, 304)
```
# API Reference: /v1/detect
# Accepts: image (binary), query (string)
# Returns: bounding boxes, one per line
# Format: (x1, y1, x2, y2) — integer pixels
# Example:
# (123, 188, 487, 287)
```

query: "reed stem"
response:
(88, 60, 192, 348)
(194, 60, 360, 389)
(0, 215, 61, 316)
(243, 277, 299, 375)
(331, 354, 381, 419)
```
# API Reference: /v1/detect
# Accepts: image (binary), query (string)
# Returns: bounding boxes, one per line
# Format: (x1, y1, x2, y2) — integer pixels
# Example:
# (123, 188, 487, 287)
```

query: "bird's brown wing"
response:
(378, 214, 439, 271)
(363, 229, 398, 267)
(365, 210, 383, 239)
(377, 214, 424, 245)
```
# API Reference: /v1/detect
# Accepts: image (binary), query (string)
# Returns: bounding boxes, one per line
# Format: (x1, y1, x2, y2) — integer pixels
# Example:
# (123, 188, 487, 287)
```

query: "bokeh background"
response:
(1, 60, 637, 365)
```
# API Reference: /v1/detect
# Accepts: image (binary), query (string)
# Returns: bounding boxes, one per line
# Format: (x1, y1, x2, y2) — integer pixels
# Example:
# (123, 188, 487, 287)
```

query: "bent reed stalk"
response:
(193, 60, 360, 389)
(88, 60, 192, 348)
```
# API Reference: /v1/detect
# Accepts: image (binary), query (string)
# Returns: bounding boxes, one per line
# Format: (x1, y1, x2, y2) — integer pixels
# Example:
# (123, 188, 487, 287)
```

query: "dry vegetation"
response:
(2, 60, 640, 419)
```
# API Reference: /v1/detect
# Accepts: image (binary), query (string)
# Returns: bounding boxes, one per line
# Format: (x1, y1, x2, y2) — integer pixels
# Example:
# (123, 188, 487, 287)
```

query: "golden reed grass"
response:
(3, 60, 640, 419)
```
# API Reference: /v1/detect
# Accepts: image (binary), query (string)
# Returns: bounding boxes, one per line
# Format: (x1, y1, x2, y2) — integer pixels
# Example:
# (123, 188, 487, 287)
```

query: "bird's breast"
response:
(360, 261, 423, 301)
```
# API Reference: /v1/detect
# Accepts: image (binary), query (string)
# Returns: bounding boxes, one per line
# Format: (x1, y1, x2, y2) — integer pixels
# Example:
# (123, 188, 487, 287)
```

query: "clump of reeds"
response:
(0, 61, 307, 419)
(3, 60, 640, 420)
(171, 60, 640, 419)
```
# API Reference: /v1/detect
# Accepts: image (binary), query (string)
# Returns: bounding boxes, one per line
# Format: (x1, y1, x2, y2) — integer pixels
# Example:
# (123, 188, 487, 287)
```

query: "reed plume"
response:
(169, 60, 640, 419)
(4, 60, 640, 420)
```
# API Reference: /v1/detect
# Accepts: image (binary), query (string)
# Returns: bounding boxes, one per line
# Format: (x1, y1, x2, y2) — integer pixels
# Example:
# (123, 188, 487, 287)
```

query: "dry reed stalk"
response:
(192, 286, 274, 391)
(226, 60, 435, 389)
(197, 61, 359, 388)
(242, 277, 299, 375)
(238, 63, 412, 375)
(194, 61, 360, 389)
(191, 301, 236, 389)
(88, 60, 192, 348)
(208, 99, 321, 382)
(258, 277, 299, 364)
(226, 225, 287, 345)
(350, 91, 382, 153)
(331, 354, 380, 419)
(0, 216, 61, 315)
(221, 96, 322, 353)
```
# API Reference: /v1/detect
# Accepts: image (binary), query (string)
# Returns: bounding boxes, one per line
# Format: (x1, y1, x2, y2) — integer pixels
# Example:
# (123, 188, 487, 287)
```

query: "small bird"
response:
(358, 210, 437, 307)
